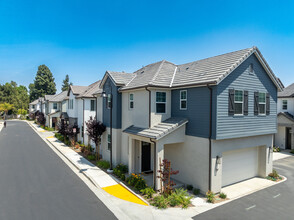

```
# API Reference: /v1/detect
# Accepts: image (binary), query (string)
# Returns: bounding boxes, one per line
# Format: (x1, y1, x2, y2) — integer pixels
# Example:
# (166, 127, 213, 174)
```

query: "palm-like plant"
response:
(0, 103, 14, 119)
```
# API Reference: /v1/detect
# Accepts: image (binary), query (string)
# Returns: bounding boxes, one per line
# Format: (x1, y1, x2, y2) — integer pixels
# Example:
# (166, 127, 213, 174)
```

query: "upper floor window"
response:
(53, 103, 58, 110)
(234, 90, 243, 115)
(283, 100, 288, 110)
(180, 90, 187, 110)
(129, 93, 134, 109)
(90, 100, 96, 111)
(32, 105, 35, 109)
(107, 94, 112, 109)
(68, 99, 74, 109)
(249, 64, 254, 74)
(156, 92, 166, 113)
(258, 92, 266, 115)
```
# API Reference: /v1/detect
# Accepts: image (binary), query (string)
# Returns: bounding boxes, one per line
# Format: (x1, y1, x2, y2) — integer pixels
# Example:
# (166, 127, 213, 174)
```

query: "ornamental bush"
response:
(126, 173, 147, 191)
(96, 160, 110, 169)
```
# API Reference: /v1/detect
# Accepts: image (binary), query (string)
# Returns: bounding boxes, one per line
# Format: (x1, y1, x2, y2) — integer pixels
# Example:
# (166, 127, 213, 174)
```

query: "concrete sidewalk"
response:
(26, 120, 287, 219)
(273, 150, 293, 161)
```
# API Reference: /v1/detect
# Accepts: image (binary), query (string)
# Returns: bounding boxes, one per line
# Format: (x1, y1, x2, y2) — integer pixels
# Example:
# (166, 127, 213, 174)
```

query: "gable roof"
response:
(50, 91, 68, 102)
(77, 80, 102, 98)
(278, 83, 294, 98)
(100, 71, 135, 88)
(105, 47, 282, 92)
(29, 99, 39, 105)
(68, 85, 88, 96)
(278, 112, 294, 123)
(44, 95, 55, 101)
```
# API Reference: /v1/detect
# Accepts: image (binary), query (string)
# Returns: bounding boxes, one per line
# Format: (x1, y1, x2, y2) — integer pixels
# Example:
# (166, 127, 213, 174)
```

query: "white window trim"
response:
(53, 103, 58, 110)
(234, 90, 244, 116)
(156, 91, 166, 114)
(258, 92, 266, 115)
(282, 100, 288, 110)
(129, 93, 134, 110)
(180, 90, 187, 110)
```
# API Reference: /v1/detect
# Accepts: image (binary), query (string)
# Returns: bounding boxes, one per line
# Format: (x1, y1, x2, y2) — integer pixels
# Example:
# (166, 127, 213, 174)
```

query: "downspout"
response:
(145, 86, 151, 128)
(150, 138, 157, 190)
(82, 98, 85, 144)
(95, 96, 98, 122)
(207, 84, 213, 191)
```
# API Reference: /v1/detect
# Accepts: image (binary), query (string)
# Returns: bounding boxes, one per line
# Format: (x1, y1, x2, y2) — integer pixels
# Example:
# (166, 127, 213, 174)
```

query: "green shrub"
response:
(64, 139, 70, 146)
(121, 173, 126, 181)
(168, 188, 192, 209)
(273, 146, 281, 152)
(115, 164, 128, 173)
(206, 191, 215, 203)
(186, 184, 193, 191)
(269, 169, 279, 178)
(87, 155, 96, 161)
(96, 160, 110, 169)
(140, 187, 155, 199)
(126, 173, 147, 191)
(193, 188, 200, 195)
(291, 149, 294, 154)
(219, 192, 227, 199)
(152, 195, 168, 209)
(47, 127, 54, 131)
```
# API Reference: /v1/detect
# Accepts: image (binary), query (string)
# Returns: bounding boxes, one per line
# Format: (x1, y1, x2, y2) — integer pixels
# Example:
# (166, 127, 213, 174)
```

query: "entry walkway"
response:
(28, 121, 148, 206)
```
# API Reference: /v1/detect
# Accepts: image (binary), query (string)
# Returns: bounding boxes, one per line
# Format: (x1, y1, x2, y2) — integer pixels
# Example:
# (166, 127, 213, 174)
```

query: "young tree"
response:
(30, 65, 56, 101)
(37, 112, 46, 126)
(0, 103, 14, 119)
(61, 74, 73, 91)
(86, 117, 106, 160)
(57, 119, 67, 139)
(157, 159, 179, 195)
(65, 123, 80, 147)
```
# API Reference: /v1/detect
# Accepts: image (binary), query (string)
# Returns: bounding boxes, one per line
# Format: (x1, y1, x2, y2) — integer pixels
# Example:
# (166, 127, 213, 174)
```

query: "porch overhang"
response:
(123, 117, 188, 141)
(48, 111, 60, 117)
(60, 112, 69, 120)
(278, 112, 294, 126)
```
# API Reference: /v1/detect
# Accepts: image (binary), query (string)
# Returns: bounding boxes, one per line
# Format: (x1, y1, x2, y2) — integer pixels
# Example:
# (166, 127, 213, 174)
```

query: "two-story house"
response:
(29, 97, 44, 114)
(99, 46, 283, 193)
(275, 83, 294, 150)
(67, 81, 101, 146)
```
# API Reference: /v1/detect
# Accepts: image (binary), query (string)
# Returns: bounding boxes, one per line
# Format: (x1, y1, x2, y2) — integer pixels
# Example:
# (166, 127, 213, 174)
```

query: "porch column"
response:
(128, 137, 134, 174)
(291, 126, 294, 150)
(155, 142, 164, 191)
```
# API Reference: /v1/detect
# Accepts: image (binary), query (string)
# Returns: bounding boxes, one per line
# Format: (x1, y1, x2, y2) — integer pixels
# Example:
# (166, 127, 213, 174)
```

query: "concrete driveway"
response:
(193, 156, 294, 220)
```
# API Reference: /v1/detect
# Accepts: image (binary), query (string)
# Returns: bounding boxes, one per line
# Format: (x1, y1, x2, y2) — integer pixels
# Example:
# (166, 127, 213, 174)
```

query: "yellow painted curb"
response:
(102, 184, 148, 206)
(47, 136, 54, 138)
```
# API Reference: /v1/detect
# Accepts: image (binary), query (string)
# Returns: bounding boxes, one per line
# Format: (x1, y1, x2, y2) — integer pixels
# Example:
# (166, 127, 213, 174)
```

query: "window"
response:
(32, 105, 35, 109)
(53, 103, 58, 110)
(156, 92, 166, 113)
(107, 134, 111, 150)
(283, 100, 288, 110)
(249, 64, 254, 74)
(90, 100, 95, 111)
(68, 99, 74, 109)
(180, 90, 187, 110)
(107, 94, 112, 109)
(129, 93, 134, 109)
(259, 92, 266, 115)
(234, 90, 243, 115)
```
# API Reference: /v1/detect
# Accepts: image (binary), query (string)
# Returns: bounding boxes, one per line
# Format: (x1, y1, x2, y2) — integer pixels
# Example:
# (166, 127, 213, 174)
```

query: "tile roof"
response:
(123, 117, 188, 140)
(44, 95, 55, 101)
(278, 112, 294, 122)
(30, 99, 39, 105)
(117, 46, 283, 91)
(278, 83, 294, 97)
(50, 91, 68, 102)
(77, 80, 102, 98)
(107, 71, 135, 86)
(70, 85, 88, 95)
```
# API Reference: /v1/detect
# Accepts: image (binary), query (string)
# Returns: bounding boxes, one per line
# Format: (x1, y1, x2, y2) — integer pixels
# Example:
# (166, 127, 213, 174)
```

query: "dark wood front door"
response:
(286, 127, 292, 149)
(52, 117, 57, 129)
(141, 142, 151, 172)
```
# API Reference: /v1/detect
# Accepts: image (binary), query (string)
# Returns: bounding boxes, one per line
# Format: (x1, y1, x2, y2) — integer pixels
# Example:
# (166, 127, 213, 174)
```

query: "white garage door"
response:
(222, 147, 259, 187)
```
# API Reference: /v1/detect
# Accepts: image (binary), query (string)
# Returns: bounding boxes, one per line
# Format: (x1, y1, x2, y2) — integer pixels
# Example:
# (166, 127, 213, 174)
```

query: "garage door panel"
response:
(222, 147, 258, 187)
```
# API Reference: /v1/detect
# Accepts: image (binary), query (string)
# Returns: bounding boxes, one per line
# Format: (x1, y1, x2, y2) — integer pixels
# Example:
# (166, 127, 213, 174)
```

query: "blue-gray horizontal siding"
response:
(102, 78, 122, 129)
(216, 53, 277, 139)
(171, 86, 217, 139)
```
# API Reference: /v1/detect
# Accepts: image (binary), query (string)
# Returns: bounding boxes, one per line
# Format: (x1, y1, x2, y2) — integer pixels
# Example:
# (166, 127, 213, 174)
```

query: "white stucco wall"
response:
(150, 89, 171, 127)
(164, 135, 210, 193)
(278, 98, 294, 115)
(121, 90, 149, 129)
(96, 96, 103, 122)
(211, 134, 273, 192)
(82, 98, 96, 146)
(275, 126, 286, 149)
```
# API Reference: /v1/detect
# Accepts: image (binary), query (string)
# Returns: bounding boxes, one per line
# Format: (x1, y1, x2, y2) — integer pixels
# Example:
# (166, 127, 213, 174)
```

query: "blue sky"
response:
(1, 0, 294, 92)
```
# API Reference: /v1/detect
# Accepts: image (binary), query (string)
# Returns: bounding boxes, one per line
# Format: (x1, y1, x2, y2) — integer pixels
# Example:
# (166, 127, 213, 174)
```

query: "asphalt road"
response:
(194, 155, 294, 220)
(0, 121, 116, 220)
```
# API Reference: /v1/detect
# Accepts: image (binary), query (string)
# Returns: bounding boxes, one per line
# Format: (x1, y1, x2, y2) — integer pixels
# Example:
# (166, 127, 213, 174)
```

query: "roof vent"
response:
(141, 70, 144, 74)
(186, 67, 189, 70)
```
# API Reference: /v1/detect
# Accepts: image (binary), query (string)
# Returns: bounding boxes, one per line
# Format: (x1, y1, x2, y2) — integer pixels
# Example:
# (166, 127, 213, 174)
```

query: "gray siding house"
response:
(99, 47, 283, 193)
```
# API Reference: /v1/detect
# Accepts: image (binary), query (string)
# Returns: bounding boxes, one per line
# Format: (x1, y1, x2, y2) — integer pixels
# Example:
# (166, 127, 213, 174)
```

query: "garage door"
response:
(222, 147, 258, 187)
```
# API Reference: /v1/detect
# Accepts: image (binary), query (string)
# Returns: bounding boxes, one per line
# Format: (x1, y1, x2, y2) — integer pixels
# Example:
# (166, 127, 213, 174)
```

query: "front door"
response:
(141, 142, 151, 172)
(286, 127, 292, 149)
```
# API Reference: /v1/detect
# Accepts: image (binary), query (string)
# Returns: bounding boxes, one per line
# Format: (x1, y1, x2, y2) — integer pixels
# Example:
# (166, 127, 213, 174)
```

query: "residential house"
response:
(67, 81, 101, 146)
(29, 97, 44, 114)
(99, 46, 283, 193)
(275, 83, 294, 150)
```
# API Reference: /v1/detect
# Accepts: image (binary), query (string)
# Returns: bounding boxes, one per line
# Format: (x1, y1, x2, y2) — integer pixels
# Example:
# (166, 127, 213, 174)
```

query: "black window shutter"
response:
(244, 91, 248, 115)
(266, 93, 270, 115)
(228, 89, 235, 115)
(254, 92, 259, 115)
